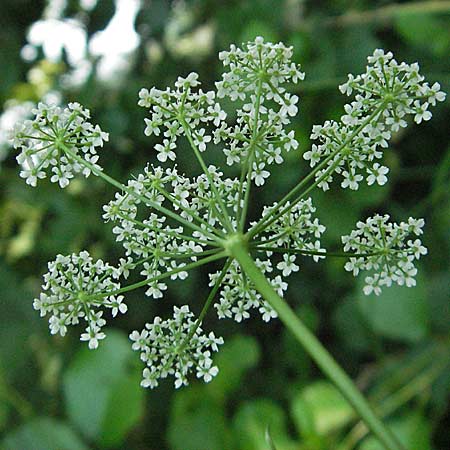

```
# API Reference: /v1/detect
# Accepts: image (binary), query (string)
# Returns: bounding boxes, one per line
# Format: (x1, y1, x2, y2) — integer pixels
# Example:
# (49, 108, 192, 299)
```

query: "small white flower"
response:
(175, 72, 200, 89)
(363, 276, 382, 296)
(109, 296, 128, 317)
(271, 275, 288, 297)
(407, 217, 425, 235)
(413, 101, 432, 124)
(253, 162, 270, 186)
(80, 325, 106, 349)
(408, 239, 428, 259)
(339, 73, 355, 95)
(341, 171, 363, 190)
(145, 280, 167, 299)
(20, 168, 45, 187)
(49, 314, 68, 336)
(308, 241, 326, 262)
(193, 129, 211, 152)
(281, 94, 299, 117)
(207, 103, 227, 126)
(141, 368, 159, 389)
(259, 303, 278, 322)
(129, 329, 149, 351)
(426, 82, 446, 105)
(277, 254, 299, 276)
(310, 218, 326, 238)
(303, 144, 321, 166)
(367, 163, 389, 186)
(232, 302, 251, 322)
(197, 357, 219, 383)
(155, 139, 176, 162)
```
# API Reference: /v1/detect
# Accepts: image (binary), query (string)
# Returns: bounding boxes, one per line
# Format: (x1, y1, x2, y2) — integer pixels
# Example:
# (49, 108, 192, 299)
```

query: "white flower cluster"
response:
(11, 102, 108, 187)
(0, 100, 34, 166)
(216, 36, 304, 105)
(138, 72, 226, 162)
(342, 215, 427, 295)
(16, 39, 441, 390)
(130, 305, 223, 389)
(214, 36, 304, 184)
(304, 49, 446, 191)
(212, 198, 326, 323)
(33, 251, 126, 349)
(103, 164, 242, 296)
(257, 198, 327, 258)
(212, 259, 280, 323)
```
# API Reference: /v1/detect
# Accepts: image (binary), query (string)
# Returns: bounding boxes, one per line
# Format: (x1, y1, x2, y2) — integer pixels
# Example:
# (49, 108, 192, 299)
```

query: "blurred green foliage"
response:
(0, 1, 449, 449)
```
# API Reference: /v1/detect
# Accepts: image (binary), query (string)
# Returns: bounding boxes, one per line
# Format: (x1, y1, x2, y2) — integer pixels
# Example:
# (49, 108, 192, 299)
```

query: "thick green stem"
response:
(226, 235, 405, 450)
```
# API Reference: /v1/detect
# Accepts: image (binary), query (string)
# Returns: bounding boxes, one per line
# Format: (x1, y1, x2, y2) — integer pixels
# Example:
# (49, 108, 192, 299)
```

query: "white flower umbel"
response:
(342, 215, 427, 295)
(212, 259, 274, 323)
(138, 73, 225, 161)
(214, 37, 303, 182)
(130, 305, 223, 389)
(13, 38, 444, 396)
(103, 164, 242, 300)
(210, 197, 326, 323)
(12, 102, 108, 187)
(33, 251, 125, 348)
(304, 49, 446, 191)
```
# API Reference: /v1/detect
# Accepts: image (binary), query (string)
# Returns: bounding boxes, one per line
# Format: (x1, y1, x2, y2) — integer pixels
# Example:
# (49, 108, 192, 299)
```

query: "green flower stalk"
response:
(11, 37, 446, 450)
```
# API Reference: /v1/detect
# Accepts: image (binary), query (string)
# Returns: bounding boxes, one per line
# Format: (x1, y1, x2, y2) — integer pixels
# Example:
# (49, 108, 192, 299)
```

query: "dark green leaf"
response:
(168, 386, 232, 450)
(291, 381, 354, 437)
(361, 412, 432, 450)
(1, 417, 88, 450)
(63, 330, 144, 446)
(233, 399, 296, 450)
(357, 273, 429, 342)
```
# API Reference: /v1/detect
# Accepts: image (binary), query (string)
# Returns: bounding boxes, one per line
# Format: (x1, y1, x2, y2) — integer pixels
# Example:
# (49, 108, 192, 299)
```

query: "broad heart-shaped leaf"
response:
(1, 417, 88, 450)
(356, 272, 429, 343)
(280, 305, 318, 379)
(360, 412, 432, 450)
(0, 369, 10, 432)
(332, 296, 372, 354)
(291, 380, 353, 439)
(0, 262, 40, 378)
(63, 329, 145, 448)
(167, 385, 233, 450)
(98, 369, 145, 447)
(167, 335, 260, 450)
(427, 271, 450, 333)
(232, 399, 297, 450)
(394, 13, 450, 56)
(207, 334, 260, 401)
(312, 181, 390, 246)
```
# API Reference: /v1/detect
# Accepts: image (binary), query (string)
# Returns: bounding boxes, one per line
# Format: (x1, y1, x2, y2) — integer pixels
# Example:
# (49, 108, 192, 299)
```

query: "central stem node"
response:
(223, 233, 247, 256)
